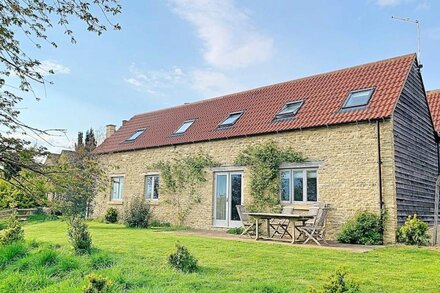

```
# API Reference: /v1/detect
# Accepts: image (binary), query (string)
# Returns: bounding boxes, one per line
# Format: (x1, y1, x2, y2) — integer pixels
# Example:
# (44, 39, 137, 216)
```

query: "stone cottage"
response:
(93, 54, 438, 243)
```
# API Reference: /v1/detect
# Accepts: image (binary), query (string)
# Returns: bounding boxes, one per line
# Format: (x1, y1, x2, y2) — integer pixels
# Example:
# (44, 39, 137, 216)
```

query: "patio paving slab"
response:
(169, 229, 381, 253)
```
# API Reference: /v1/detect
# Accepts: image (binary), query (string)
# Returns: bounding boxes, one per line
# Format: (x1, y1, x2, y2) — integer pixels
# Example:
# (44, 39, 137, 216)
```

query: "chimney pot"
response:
(106, 124, 116, 139)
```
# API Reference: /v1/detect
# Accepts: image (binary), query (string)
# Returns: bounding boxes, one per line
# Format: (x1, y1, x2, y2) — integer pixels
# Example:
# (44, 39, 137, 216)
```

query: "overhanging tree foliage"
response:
(0, 0, 121, 187)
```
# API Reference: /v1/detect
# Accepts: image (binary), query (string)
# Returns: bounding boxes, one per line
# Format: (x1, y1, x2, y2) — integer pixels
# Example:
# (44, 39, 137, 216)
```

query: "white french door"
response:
(214, 172, 243, 228)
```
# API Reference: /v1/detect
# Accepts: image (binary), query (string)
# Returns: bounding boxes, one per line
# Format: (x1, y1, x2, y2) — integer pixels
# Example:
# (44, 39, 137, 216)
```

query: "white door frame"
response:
(213, 172, 244, 228)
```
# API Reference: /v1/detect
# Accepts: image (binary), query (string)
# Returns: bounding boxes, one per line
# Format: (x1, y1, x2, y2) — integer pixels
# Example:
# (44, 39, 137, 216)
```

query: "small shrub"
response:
(90, 252, 115, 270)
(83, 273, 112, 293)
(309, 269, 360, 293)
(123, 196, 151, 228)
(67, 217, 93, 255)
(397, 214, 430, 246)
(150, 219, 171, 227)
(168, 243, 198, 273)
(226, 227, 244, 235)
(104, 208, 118, 224)
(337, 211, 384, 245)
(0, 213, 24, 246)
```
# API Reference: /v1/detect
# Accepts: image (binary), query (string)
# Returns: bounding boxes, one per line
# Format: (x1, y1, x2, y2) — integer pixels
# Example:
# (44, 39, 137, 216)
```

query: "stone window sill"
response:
(108, 201, 123, 205)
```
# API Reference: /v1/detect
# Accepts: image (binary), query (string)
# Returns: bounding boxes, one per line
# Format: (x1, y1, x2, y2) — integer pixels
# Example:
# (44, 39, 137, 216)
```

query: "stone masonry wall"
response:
(94, 121, 397, 242)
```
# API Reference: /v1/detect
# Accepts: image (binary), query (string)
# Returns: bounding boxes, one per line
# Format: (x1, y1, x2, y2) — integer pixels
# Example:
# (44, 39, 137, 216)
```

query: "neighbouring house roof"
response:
(427, 89, 440, 132)
(44, 150, 77, 165)
(94, 54, 416, 154)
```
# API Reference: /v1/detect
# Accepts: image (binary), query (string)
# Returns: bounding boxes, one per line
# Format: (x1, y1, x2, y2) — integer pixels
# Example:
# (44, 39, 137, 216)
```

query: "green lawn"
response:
(1, 220, 440, 292)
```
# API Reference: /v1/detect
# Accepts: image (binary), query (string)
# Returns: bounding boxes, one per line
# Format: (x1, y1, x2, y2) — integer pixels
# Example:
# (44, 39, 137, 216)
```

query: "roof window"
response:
(275, 101, 304, 120)
(125, 129, 145, 142)
(174, 120, 195, 134)
(341, 88, 374, 110)
(218, 112, 243, 128)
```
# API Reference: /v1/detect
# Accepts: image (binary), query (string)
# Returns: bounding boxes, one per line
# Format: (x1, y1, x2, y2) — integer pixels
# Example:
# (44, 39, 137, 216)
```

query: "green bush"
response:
(150, 219, 171, 227)
(67, 217, 92, 255)
(83, 273, 112, 293)
(123, 196, 151, 228)
(0, 213, 24, 246)
(168, 243, 198, 273)
(337, 211, 384, 245)
(226, 227, 244, 235)
(397, 214, 430, 246)
(309, 269, 360, 293)
(104, 207, 118, 224)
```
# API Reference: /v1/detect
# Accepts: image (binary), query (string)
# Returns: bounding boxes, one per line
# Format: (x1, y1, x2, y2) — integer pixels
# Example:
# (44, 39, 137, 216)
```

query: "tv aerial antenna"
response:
(392, 16, 422, 68)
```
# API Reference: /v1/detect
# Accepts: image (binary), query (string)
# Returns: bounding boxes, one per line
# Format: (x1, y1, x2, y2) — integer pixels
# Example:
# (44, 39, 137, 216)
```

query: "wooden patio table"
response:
(245, 212, 314, 244)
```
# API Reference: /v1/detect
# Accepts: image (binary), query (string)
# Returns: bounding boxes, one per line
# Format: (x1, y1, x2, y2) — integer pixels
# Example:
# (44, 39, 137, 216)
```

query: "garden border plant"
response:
(235, 141, 304, 212)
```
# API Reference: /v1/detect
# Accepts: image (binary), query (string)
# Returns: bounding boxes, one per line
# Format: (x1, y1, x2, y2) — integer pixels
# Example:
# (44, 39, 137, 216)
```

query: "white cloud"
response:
(191, 69, 241, 96)
(125, 64, 185, 95)
(376, 0, 402, 6)
(35, 60, 71, 76)
(168, 0, 273, 69)
(125, 64, 241, 98)
(375, 0, 429, 8)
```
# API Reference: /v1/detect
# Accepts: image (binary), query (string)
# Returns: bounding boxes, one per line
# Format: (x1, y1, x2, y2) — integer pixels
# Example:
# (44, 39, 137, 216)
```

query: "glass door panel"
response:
(214, 174, 228, 226)
(230, 174, 242, 224)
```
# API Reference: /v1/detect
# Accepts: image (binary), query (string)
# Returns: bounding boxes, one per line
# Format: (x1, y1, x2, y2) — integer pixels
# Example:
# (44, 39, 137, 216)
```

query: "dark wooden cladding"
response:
(393, 61, 438, 225)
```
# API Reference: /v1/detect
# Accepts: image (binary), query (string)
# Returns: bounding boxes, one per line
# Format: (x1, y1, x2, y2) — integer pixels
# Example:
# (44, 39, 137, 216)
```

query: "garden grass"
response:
(0, 220, 437, 292)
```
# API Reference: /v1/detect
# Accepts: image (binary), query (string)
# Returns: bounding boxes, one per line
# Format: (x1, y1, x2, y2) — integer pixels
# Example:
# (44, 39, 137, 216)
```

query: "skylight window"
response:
(174, 120, 195, 134)
(275, 101, 304, 120)
(341, 88, 374, 110)
(125, 129, 145, 142)
(219, 111, 243, 128)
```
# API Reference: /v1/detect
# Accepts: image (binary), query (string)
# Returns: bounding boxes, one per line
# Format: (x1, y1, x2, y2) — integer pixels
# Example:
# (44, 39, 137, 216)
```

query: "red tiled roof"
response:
(427, 89, 440, 132)
(95, 54, 416, 154)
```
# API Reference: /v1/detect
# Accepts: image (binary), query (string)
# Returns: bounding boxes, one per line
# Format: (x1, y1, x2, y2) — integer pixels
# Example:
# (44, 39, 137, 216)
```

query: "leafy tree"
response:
(0, 0, 121, 184)
(0, 170, 48, 209)
(85, 128, 97, 153)
(75, 132, 85, 153)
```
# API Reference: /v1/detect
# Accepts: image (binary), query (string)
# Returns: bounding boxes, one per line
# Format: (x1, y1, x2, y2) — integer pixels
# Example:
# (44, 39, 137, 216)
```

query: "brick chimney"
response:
(106, 124, 116, 139)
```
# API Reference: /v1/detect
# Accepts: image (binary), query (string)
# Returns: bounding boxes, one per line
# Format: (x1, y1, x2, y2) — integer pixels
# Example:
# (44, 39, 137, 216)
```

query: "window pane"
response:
(126, 129, 145, 141)
(280, 171, 291, 202)
(278, 101, 303, 116)
(293, 171, 303, 201)
(343, 90, 373, 108)
(230, 174, 242, 221)
(307, 171, 317, 202)
(153, 176, 159, 199)
(145, 176, 152, 199)
(175, 120, 194, 134)
(215, 175, 227, 220)
(112, 177, 123, 200)
(220, 113, 242, 126)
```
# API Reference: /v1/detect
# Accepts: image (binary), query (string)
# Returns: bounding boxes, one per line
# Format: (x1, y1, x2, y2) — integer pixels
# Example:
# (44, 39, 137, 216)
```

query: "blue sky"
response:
(16, 0, 440, 151)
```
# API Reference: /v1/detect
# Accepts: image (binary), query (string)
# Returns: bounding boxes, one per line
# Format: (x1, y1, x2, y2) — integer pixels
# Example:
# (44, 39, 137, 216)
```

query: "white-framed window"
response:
(280, 169, 317, 203)
(145, 175, 159, 200)
(111, 176, 124, 200)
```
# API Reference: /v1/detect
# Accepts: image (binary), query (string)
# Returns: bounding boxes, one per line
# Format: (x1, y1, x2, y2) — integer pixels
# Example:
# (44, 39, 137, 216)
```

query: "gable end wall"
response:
(392, 62, 438, 225)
